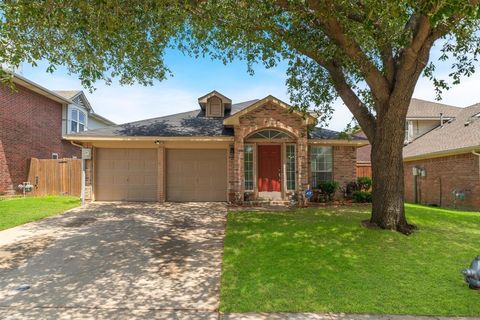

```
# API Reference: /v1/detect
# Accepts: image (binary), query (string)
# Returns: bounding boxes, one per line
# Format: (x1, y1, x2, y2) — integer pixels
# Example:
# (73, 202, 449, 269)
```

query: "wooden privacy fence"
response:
(356, 161, 372, 178)
(27, 158, 81, 196)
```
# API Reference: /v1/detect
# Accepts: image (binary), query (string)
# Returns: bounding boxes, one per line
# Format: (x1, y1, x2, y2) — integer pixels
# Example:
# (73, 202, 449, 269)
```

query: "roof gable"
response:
(223, 95, 316, 126)
(198, 90, 232, 111)
(407, 98, 462, 119)
(54, 90, 92, 112)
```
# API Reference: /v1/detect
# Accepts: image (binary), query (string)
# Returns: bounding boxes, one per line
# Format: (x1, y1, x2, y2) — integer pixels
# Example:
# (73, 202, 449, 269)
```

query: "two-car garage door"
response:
(95, 148, 227, 202)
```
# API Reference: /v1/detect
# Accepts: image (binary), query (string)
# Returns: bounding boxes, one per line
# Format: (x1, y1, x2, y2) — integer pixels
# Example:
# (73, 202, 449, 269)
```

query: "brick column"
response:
(84, 143, 93, 201)
(232, 125, 245, 203)
(297, 134, 309, 205)
(157, 144, 165, 202)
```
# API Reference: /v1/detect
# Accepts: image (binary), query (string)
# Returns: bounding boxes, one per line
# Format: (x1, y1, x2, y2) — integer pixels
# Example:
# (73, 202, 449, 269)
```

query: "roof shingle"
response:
(403, 104, 480, 158)
(407, 98, 462, 118)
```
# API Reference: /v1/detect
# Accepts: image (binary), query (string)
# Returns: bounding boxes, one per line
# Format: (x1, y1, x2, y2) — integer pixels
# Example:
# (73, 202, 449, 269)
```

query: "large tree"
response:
(2, 1, 480, 233)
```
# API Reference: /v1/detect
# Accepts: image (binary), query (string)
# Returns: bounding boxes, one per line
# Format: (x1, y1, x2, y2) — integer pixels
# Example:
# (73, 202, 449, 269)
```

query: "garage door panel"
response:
(166, 149, 227, 202)
(96, 148, 158, 201)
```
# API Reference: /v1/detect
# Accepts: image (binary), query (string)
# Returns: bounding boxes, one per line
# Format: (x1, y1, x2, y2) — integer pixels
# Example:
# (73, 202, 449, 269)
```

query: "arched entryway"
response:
(243, 129, 297, 201)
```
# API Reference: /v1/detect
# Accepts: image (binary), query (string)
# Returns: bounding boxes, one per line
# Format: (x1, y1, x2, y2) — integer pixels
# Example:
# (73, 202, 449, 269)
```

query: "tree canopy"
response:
(2, 2, 479, 122)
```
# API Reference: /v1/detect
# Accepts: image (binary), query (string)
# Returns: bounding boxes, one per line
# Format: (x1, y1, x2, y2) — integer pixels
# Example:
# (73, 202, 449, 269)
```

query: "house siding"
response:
(0, 83, 80, 195)
(404, 153, 480, 210)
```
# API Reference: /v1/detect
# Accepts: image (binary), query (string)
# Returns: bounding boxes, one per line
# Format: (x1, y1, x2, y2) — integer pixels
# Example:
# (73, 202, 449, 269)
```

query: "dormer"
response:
(198, 91, 232, 118)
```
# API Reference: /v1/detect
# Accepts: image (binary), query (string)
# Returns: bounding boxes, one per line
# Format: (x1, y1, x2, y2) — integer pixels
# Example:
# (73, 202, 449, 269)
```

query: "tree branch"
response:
(323, 61, 377, 141)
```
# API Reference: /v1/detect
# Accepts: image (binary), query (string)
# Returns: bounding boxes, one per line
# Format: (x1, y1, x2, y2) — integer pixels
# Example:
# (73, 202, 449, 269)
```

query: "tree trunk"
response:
(369, 108, 415, 235)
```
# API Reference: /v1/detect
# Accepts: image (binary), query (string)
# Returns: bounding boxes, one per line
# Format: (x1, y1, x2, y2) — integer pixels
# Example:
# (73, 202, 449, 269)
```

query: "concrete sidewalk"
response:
(222, 312, 480, 320)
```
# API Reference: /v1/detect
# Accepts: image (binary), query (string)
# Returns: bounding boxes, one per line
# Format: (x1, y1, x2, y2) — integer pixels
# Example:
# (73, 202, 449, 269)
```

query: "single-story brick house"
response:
(403, 103, 480, 210)
(66, 91, 367, 203)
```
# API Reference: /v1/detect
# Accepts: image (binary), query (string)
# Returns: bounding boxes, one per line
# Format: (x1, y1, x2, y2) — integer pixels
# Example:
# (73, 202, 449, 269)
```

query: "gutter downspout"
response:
(70, 141, 86, 206)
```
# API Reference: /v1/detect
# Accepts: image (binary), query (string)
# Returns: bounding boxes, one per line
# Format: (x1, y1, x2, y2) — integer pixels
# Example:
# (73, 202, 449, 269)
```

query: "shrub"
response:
(357, 176, 372, 191)
(352, 191, 372, 203)
(318, 180, 339, 202)
(345, 180, 360, 197)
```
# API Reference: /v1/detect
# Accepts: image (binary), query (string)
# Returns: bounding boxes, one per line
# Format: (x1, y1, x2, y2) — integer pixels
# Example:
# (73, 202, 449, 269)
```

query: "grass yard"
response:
(0, 196, 80, 230)
(220, 204, 480, 316)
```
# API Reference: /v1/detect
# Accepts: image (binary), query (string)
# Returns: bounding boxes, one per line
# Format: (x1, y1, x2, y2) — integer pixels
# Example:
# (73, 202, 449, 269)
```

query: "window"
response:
(70, 109, 86, 133)
(248, 129, 292, 140)
(244, 144, 254, 190)
(310, 146, 333, 188)
(404, 121, 413, 142)
(286, 144, 296, 190)
(51, 153, 59, 160)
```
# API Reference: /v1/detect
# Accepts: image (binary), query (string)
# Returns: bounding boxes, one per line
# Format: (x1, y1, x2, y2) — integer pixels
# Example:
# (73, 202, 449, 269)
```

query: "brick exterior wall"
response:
(230, 102, 310, 203)
(404, 153, 480, 210)
(332, 145, 357, 195)
(0, 83, 80, 195)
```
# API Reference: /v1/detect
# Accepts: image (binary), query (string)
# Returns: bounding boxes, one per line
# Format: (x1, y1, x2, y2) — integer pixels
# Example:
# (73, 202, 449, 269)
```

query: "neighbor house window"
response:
(244, 144, 254, 191)
(310, 146, 333, 188)
(70, 109, 86, 133)
(405, 120, 413, 142)
(286, 144, 296, 190)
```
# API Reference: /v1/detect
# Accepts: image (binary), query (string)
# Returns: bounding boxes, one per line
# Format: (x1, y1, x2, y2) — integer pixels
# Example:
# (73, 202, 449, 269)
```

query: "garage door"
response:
(166, 149, 227, 201)
(95, 148, 158, 201)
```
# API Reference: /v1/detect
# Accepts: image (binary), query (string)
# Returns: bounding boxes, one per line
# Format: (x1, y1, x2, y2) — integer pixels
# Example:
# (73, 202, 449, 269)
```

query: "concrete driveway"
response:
(0, 202, 227, 319)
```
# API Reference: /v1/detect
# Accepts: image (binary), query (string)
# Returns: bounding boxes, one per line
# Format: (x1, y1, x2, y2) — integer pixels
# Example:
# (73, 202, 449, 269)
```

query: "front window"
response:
(286, 144, 296, 190)
(310, 146, 333, 188)
(70, 109, 86, 133)
(244, 144, 254, 191)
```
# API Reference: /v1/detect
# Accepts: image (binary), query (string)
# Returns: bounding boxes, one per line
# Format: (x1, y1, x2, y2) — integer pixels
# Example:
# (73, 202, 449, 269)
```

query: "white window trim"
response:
(69, 107, 88, 133)
(310, 145, 333, 188)
(244, 144, 255, 192)
(285, 144, 296, 191)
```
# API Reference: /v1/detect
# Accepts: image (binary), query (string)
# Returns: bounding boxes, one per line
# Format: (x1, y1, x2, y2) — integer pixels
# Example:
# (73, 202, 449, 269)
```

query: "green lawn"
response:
(220, 204, 480, 316)
(0, 196, 80, 230)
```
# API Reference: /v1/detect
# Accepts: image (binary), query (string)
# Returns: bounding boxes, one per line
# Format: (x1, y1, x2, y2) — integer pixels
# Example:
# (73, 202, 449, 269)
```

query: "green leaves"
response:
(1, 0, 479, 120)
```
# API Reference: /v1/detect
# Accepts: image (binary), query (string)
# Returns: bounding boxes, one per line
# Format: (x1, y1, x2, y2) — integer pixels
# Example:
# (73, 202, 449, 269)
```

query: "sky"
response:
(19, 45, 480, 131)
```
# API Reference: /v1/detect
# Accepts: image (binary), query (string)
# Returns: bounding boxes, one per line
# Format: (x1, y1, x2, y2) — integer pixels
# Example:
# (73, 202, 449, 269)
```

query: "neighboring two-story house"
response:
(404, 102, 480, 210)
(403, 98, 462, 143)
(356, 98, 480, 210)
(356, 98, 462, 167)
(0, 73, 114, 195)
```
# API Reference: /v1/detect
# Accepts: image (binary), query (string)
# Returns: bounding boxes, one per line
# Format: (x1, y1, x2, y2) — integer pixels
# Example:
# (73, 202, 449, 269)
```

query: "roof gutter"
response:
(308, 139, 369, 146)
(63, 135, 235, 142)
(70, 140, 84, 148)
(404, 146, 480, 162)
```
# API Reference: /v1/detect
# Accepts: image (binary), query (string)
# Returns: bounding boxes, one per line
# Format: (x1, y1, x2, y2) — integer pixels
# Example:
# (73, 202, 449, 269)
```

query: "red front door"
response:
(257, 145, 281, 192)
